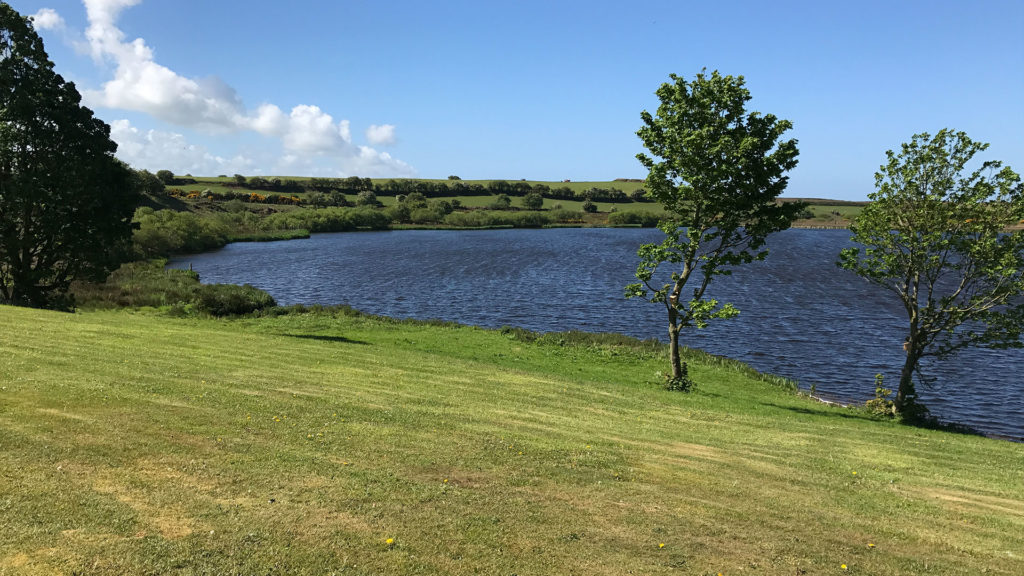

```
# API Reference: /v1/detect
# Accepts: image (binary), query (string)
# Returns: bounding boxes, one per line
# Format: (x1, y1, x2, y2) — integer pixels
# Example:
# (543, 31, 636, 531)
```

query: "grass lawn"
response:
(1, 305, 1020, 574)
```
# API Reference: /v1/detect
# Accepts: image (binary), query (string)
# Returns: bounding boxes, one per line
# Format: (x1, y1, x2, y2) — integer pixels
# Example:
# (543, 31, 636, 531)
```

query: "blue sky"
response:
(11, 0, 1024, 200)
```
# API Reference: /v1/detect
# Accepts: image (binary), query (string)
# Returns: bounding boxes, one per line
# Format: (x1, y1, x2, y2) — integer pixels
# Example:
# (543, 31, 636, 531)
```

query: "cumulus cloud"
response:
(73, 0, 411, 174)
(110, 119, 255, 176)
(366, 124, 397, 146)
(30, 8, 66, 31)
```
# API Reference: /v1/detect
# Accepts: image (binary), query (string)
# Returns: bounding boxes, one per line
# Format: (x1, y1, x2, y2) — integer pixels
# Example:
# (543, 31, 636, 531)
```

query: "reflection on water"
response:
(169, 228, 1024, 439)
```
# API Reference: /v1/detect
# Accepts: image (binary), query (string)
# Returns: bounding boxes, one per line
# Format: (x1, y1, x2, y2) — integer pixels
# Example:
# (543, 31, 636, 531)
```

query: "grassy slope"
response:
(1, 305, 1021, 575)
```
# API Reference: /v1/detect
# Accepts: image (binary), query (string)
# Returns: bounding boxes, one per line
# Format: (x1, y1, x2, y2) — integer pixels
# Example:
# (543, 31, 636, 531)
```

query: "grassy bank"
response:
(1, 305, 1021, 574)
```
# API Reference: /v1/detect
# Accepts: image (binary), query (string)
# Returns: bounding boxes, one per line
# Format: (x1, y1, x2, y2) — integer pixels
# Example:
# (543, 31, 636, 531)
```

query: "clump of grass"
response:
(70, 259, 201, 309)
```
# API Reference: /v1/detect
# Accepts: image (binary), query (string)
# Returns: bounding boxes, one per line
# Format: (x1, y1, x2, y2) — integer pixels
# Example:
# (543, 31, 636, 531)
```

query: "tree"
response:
(838, 130, 1024, 418)
(155, 169, 175, 185)
(134, 169, 166, 197)
(626, 70, 802, 389)
(355, 190, 379, 207)
(489, 193, 511, 210)
(521, 192, 543, 210)
(1, 5, 137, 309)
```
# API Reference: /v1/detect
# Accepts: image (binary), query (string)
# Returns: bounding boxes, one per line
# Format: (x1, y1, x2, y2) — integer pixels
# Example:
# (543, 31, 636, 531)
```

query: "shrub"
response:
(607, 211, 662, 227)
(196, 283, 277, 316)
(355, 190, 380, 207)
(521, 192, 544, 210)
(550, 209, 585, 223)
(488, 194, 512, 210)
(582, 200, 598, 213)
(410, 207, 445, 224)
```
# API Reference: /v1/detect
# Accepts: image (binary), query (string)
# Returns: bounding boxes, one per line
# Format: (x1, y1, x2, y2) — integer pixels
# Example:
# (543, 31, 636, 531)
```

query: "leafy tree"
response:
(838, 130, 1024, 418)
(355, 190, 379, 207)
(155, 169, 175, 185)
(400, 191, 428, 209)
(448, 175, 461, 180)
(134, 169, 166, 197)
(581, 199, 598, 213)
(233, 173, 247, 186)
(626, 70, 802, 389)
(307, 192, 326, 209)
(489, 193, 512, 210)
(1, 5, 137, 309)
(521, 192, 544, 210)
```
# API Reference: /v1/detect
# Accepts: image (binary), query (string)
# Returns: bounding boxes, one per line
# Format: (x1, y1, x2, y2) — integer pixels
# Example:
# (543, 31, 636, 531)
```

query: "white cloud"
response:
(366, 124, 397, 146)
(109, 119, 254, 176)
(30, 8, 66, 31)
(74, 0, 412, 175)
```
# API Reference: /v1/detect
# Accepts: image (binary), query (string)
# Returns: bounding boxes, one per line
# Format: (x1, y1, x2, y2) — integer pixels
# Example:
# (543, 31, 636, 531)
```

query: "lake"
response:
(168, 228, 1024, 439)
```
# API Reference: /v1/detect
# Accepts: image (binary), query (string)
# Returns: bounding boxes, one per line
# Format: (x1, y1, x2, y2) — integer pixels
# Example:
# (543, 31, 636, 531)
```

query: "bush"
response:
(582, 200, 598, 213)
(410, 207, 445, 224)
(521, 192, 544, 210)
(355, 190, 380, 207)
(607, 211, 662, 227)
(196, 283, 277, 316)
(488, 194, 512, 210)
(549, 209, 585, 223)
(70, 259, 201, 309)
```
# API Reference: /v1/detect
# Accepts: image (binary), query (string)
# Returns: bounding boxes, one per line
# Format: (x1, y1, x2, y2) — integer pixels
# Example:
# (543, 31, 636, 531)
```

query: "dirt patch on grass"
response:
(37, 407, 93, 422)
(912, 486, 1024, 517)
(92, 477, 202, 540)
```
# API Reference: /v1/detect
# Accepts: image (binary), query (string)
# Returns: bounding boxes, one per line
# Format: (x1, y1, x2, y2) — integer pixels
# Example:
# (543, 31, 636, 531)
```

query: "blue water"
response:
(169, 228, 1024, 439)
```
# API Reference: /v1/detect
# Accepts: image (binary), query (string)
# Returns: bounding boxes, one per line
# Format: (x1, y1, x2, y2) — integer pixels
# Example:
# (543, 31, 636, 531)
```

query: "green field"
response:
(164, 176, 864, 229)
(1, 305, 1021, 574)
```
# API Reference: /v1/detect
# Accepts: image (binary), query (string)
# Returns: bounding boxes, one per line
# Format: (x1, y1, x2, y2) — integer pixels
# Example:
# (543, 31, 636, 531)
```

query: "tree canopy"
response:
(626, 70, 802, 389)
(1, 4, 137, 309)
(838, 129, 1024, 418)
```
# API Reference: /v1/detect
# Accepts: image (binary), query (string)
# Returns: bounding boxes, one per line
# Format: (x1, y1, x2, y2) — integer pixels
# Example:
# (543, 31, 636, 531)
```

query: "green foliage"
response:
(196, 283, 277, 316)
(664, 373, 695, 392)
(156, 169, 175, 184)
(521, 192, 544, 210)
(864, 374, 896, 418)
(838, 129, 1024, 416)
(607, 211, 662, 227)
(70, 259, 201, 309)
(627, 70, 802, 382)
(0, 5, 138, 309)
(355, 190, 380, 207)
(488, 193, 512, 210)
(548, 209, 585, 224)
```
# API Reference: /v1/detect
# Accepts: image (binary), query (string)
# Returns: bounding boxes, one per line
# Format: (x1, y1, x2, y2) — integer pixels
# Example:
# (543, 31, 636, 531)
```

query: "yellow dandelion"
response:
(851, 471, 857, 475)
(443, 478, 448, 483)
(868, 542, 875, 548)
(841, 564, 848, 570)
(658, 542, 665, 549)
(385, 537, 394, 545)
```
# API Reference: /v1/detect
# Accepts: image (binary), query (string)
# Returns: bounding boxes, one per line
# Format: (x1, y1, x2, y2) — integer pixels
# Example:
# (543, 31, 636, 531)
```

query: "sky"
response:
(9, 0, 1024, 200)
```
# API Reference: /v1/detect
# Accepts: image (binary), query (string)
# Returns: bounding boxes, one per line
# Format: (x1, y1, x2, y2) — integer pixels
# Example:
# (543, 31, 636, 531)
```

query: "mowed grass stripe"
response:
(0, 304, 1022, 575)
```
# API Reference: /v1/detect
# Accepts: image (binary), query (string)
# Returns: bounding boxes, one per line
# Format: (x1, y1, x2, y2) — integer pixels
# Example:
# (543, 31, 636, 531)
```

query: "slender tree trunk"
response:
(896, 348, 919, 417)
(667, 307, 688, 382)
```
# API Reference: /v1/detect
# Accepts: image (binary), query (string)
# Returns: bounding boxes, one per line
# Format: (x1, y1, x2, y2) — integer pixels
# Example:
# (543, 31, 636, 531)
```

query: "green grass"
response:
(2, 305, 1020, 574)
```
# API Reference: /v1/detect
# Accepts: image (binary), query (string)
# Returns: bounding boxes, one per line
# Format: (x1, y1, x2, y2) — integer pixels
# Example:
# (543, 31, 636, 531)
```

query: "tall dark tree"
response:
(626, 70, 802, 389)
(1, 4, 137, 309)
